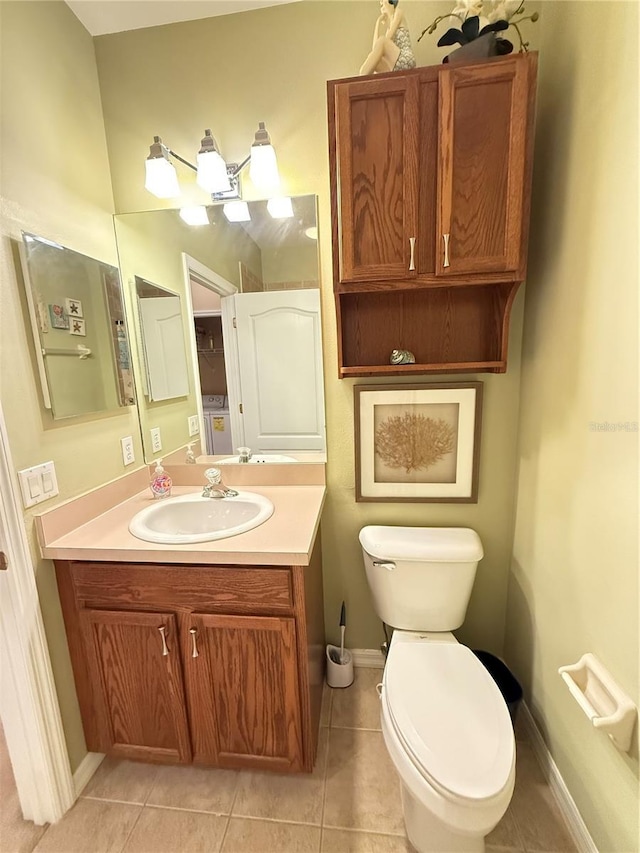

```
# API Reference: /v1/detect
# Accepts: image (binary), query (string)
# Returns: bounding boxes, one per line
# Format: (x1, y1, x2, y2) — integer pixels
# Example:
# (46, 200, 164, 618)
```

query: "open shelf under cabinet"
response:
(336, 282, 519, 377)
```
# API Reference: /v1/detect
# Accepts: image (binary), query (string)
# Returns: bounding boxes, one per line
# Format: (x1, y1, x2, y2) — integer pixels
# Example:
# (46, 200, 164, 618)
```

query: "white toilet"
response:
(359, 525, 515, 853)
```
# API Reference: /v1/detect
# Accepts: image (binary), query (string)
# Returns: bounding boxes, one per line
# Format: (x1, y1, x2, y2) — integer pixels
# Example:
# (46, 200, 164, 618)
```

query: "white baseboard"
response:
(72, 752, 105, 797)
(351, 648, 386, 668)
(520, 703, 598, 853)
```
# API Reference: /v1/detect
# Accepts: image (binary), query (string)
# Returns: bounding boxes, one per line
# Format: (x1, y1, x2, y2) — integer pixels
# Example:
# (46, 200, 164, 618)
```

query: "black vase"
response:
(444, 32, 499, 64)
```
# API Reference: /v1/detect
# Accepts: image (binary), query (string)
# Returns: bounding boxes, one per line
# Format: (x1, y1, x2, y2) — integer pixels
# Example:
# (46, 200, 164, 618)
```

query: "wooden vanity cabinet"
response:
(328, 53, 537, 376)
(55, 544, 324, 773)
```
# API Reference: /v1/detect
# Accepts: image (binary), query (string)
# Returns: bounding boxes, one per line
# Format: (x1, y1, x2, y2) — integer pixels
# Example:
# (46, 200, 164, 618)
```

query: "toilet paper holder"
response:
(558, 653, 637, 753)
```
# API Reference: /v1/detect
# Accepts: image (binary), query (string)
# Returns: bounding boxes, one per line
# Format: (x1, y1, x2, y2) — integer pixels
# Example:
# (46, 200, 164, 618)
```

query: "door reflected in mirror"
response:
(19, 232, 134, 420)
(114, 194, 325, 463)
(135, 277, 189, 402)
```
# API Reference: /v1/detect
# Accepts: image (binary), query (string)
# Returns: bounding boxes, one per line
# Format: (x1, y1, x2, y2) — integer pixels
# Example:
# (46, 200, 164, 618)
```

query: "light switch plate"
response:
(150, 427, 162, 453)
(17, 461, 59, 508)
(188, 415, 199, 436)
(121, 436, 135, 466)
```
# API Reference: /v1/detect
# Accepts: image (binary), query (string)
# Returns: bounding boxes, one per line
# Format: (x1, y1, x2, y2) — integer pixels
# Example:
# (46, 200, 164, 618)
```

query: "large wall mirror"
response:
(114, 194, 325, 463)
(19, 232, 135, 419)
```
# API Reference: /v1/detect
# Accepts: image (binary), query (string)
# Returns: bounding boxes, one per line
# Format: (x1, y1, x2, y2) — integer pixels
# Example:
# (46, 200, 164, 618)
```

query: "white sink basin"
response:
(128, 491, 274, 544)
(217, 454, 297, 464)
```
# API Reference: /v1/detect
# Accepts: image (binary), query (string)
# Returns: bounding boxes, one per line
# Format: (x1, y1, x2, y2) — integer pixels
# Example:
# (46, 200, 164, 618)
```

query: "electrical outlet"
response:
(17, 461, 59, 508)
(188, 415, 199, 436)
(150, 427, 162, 453)
(121, 436, 135, 466)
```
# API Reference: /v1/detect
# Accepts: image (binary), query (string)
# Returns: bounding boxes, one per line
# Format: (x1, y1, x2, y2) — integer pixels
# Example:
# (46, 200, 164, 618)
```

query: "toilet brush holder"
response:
(326, 644, 354, 688)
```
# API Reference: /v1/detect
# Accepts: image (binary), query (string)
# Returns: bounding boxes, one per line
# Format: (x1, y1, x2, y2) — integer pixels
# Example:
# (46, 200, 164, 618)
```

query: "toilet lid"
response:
(384, 641, 514, 802)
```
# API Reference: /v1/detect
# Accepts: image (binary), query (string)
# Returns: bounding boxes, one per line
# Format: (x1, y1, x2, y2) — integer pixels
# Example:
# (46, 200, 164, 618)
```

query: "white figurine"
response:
(360, 0, 417, 76)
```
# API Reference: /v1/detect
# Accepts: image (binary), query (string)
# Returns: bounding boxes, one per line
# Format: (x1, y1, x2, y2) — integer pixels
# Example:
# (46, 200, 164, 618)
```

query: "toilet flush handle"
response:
(372, 560, 396, 571)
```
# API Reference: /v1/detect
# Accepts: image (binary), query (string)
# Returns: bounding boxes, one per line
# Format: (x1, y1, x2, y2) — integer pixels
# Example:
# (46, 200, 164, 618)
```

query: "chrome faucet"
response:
(202, 467, 238, 499)
(237, 446, 252, 464)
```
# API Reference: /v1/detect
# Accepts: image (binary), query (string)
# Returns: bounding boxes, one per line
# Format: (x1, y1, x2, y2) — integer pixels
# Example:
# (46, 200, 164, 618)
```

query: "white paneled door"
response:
(138, 296, 189, 401)
(231, 290, 325, 452)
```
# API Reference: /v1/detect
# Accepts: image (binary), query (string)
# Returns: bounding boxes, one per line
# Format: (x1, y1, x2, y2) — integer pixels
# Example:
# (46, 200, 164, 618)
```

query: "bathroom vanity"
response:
(39, 477, 326, 774)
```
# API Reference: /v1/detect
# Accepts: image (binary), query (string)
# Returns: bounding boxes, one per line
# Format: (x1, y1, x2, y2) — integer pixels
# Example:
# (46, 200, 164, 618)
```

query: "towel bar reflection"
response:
(41, 345, 92, 360)
(558, 653, 637, 753)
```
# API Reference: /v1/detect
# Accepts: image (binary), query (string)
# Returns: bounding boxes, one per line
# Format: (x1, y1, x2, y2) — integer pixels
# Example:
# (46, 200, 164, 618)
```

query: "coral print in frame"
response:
(354, 383, 483, 502)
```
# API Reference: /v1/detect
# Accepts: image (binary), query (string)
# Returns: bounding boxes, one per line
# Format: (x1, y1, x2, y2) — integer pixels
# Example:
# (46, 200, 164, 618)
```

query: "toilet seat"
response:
(383, 639, 515, 805)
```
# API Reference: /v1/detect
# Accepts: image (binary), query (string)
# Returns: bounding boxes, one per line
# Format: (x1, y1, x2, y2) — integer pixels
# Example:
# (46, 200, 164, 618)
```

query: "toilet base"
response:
(401, 783, 485, 853)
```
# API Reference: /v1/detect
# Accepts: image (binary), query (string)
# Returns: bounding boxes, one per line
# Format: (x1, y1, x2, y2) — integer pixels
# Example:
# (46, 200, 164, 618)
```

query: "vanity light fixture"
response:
(223, 201, 251, 223)
(144, 122, 280, 200)
(179, 205, 209, 226)
(267, 196, 294, 219)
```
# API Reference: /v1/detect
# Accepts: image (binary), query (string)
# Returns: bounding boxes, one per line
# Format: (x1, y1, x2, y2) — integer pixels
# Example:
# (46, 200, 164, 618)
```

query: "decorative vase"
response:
(444, 32, 499, 64)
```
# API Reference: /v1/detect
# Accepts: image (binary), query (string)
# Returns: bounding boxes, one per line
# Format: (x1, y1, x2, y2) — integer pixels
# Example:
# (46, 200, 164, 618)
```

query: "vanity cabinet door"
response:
(80, 609, 191, 764)
(185, 613, 303, 772)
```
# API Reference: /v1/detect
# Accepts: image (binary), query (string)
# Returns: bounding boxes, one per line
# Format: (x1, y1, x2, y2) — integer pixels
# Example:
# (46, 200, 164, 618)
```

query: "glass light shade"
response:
(267, 196, 294, 219)
(249, 144, 280, 192)
(145, 157, 180, 198)
(223, 201, 251, 223)
(179, 206, 209, 226)
(196, 150, 231, 194)
(304, 226, 318, 241)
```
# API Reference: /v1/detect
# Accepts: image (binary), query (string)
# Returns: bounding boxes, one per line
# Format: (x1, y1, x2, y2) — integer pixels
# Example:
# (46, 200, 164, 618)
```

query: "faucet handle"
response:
(237, 446, 252, 462)
(204, 467, 222, 485)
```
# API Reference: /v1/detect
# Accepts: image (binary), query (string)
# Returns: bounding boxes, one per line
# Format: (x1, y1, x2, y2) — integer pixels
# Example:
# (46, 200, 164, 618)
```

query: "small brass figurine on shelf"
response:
(390, 349, 416, 365)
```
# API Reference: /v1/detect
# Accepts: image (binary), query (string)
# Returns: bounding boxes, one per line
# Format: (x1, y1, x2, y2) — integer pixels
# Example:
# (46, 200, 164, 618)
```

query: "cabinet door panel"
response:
(186, 614, 303, 771)
(80, 610, 191, 763)
(335, 77, 419, 282)
(437, 59, 530, 275)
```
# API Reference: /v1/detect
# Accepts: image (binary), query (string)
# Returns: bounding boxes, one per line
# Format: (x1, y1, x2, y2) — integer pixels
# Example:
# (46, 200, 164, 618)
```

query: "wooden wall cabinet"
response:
(55, 543, 325, 773)
(328, 53, 537, 376)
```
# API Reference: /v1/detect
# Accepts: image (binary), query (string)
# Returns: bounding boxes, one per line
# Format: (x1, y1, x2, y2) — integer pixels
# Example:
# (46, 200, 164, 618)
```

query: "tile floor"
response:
(1, 668, 577, 853)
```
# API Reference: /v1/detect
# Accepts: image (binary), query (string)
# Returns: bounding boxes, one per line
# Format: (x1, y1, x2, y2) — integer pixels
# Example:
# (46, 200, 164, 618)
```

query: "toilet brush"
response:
(339, 601, 346, 663)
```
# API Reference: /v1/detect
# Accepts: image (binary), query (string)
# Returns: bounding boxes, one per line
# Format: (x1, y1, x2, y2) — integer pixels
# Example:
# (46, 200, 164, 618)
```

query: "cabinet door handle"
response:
(189, 627, 199, 658)
(158, 626, 169, 656)
(443, 233, 450, 268)
(409, 237, 416, 272)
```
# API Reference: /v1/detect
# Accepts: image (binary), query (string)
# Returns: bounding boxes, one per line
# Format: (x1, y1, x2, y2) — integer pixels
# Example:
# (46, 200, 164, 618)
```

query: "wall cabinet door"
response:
(185, 613, 303, 771)
(333, 75, 419, 283)
(436, 58, 530, 277)
(80, 609, 191, 763)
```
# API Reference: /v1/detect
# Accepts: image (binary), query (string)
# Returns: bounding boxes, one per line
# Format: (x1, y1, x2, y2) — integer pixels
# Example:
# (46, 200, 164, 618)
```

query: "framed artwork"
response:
(47, 304, 69, 330)
(65, 297, 83, 318)
(354, 382, 483, 503)
(69, 318, 86, 336)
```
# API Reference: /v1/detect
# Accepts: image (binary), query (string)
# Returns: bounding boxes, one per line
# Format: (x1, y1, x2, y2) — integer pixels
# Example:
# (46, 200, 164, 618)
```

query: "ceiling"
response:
(66, 0, 300, 36)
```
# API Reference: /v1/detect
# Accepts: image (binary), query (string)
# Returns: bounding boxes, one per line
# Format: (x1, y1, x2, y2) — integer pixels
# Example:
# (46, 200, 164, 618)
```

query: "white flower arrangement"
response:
(418, 0, 539, 55)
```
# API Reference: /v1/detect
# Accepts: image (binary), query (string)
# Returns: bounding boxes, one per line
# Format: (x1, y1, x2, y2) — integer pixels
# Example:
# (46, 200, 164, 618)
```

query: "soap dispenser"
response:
(185, 443, 196, 464)
(149, 459, 172, 499)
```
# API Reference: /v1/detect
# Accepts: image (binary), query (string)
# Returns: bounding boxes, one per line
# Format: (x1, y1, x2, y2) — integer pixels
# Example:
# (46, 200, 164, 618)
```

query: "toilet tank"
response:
(359, 526, 484, 631)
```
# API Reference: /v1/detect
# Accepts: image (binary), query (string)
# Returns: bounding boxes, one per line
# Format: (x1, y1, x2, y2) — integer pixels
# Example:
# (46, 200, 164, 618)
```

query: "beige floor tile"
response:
(147, 765, 238, 814)
(1, 725, 48, 853)
(122, 805, 227, 853)
(32, 799, 141, 853)
(0, 792, 48, 853)
(510, 744, 576, 852)
(233, 729, 328, 825)
(221, 817, 320, 852)
(320, 683, 332, 728)
(82, 758, 159, 805)
(321, 828, 412, 852)
(486, 807, 523, 850)
(330, 669, 383, 731)
(324, 729, 404, 835)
